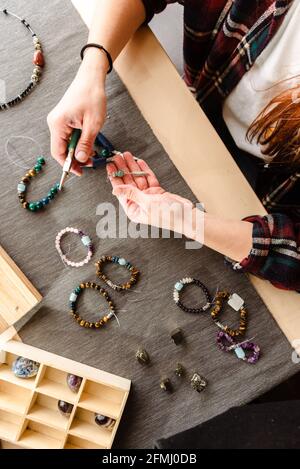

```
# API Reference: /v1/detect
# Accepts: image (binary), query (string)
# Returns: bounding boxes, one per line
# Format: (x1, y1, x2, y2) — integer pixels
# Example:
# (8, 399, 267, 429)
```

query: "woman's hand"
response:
(107, 153, 194, 233)
(47, 49, 108, 176)
(107, 153, 253, 262)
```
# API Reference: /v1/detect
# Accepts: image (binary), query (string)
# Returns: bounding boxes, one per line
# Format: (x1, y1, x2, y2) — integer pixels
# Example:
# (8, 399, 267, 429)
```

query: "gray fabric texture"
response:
(0, 0, 297, 449)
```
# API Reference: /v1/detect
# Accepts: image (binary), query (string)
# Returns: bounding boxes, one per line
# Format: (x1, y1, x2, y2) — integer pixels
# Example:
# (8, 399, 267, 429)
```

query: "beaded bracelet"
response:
(210, 291, 247, 338)
(1, 9, 44, 111)
(173, 278, 212, 313)
(55, 227, 94, 268)
(69, 282, 116, 329)
(17, 157, 60, 211)
(95, 256, 139, 291)
(216, 331, 260, 364)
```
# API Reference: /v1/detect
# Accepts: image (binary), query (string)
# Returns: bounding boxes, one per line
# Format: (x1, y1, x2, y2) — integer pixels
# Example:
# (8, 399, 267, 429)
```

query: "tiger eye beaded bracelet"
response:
(95, 256, 139, 291)
(17, 157, 60, 212)
(69, 282, 116, 329)
(210, 291, 247, 338)
(173, 278, 212, 313)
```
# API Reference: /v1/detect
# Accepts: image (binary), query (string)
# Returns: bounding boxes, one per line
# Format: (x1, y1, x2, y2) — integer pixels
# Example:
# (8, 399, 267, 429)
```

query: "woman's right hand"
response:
(47, 49, 108, 175)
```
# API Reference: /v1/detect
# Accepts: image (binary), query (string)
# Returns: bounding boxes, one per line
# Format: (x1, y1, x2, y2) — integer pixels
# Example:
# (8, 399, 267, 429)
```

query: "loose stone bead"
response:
(94, 414, 116, 429)
(33, 50, 44, 67)
(58, 400, 73, 417)
(12, 356, 40, 379)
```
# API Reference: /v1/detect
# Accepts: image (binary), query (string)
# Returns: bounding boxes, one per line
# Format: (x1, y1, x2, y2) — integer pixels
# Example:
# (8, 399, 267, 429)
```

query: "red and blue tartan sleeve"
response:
(232, 214, 300, 291)
(141, 0, 181, 23)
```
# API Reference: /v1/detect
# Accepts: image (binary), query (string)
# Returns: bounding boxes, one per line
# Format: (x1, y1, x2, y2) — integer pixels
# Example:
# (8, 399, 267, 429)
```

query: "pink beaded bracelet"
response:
(55, 227, 94, 268)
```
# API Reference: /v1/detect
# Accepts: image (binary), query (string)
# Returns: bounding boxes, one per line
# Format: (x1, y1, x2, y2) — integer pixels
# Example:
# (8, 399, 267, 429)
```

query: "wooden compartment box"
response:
(0, 339, 131, 449)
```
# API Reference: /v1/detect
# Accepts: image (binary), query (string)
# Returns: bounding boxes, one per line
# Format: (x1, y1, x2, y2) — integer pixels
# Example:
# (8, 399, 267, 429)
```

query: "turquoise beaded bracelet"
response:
(17, 157, 61, 211)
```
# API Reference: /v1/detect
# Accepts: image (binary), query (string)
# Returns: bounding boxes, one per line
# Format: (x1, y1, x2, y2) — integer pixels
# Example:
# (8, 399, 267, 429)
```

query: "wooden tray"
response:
(0, 246, 131, 449)
(0, 339, 130, 449)
(0, 245, 42, 334)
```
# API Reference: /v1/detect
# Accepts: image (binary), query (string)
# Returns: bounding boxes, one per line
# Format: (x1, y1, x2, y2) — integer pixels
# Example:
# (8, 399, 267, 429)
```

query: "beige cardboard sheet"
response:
(72, 0, 300, 346)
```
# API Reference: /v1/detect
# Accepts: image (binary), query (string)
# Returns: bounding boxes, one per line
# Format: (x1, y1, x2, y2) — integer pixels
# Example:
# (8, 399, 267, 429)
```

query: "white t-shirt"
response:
(222, 0, 300, 160)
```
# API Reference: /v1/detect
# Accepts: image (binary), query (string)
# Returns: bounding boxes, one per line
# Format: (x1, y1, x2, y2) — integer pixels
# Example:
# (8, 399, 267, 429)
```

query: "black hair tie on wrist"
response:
(80, 43, 113, 74)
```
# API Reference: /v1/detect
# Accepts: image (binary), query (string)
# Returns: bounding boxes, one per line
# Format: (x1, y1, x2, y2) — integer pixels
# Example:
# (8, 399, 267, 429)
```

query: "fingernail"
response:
(76, 151, 87, 163)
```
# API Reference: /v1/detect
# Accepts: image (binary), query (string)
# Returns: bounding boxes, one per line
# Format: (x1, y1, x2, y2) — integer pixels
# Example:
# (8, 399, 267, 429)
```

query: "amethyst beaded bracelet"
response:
(216, 331, 261, 364)
(55, 227, 94, 268)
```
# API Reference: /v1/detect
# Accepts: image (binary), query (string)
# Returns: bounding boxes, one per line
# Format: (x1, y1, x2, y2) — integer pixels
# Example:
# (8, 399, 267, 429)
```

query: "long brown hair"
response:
(247, 79, 300, 167)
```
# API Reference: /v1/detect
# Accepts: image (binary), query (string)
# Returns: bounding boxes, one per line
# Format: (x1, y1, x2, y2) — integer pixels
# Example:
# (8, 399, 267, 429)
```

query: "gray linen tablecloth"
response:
(0, 0, 297, 448)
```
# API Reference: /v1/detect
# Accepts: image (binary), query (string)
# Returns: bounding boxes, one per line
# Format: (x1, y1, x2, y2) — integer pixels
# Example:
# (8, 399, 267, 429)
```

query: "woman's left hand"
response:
(107, 153, 194, 232)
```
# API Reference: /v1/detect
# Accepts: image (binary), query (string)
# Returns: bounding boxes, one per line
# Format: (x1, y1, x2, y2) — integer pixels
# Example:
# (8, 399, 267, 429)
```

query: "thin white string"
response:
(5, 135, 44, 170)
(209, 285, 220, 306)
(57, 242, 73, 269)
(111, 311, 121, 327)
(228, 336, 257, 350)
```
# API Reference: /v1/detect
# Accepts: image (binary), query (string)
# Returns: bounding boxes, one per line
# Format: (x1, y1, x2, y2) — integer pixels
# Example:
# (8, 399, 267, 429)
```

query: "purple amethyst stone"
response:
(66, 374, 82, 393)
(58, 400, 73, 417)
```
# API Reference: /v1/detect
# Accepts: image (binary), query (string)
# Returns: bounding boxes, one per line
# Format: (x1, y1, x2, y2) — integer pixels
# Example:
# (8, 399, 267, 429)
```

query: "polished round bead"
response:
(118, 258, 127, 266)
(29, 169, 36, 177)
(37, 156, 45, 165)
(50, 186, 58, 195)
(47, 192, 54, 200)
(100, 148, 110, 159)
(28, 202, 37, 211)
(35, 201, 43, 210)
(34, 163, 42, 172)
(42, 197, 50, 205)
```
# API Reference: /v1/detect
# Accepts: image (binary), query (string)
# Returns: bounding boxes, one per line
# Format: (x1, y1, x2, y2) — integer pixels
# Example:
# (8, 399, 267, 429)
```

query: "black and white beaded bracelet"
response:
(1, 9, 45, 111)
(173, 277, 212, 314)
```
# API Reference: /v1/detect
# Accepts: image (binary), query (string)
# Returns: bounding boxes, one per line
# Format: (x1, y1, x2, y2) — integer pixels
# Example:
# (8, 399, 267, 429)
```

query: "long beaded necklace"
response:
(0, 9, 45, 111)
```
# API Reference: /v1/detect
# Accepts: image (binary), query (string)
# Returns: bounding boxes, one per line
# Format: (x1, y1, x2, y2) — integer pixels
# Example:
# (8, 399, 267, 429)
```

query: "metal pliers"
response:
(87, 132, 138, 169)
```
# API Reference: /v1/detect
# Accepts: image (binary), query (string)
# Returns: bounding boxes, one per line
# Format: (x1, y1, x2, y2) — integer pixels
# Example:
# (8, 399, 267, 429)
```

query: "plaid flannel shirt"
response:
(142, 0, 300, 290)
